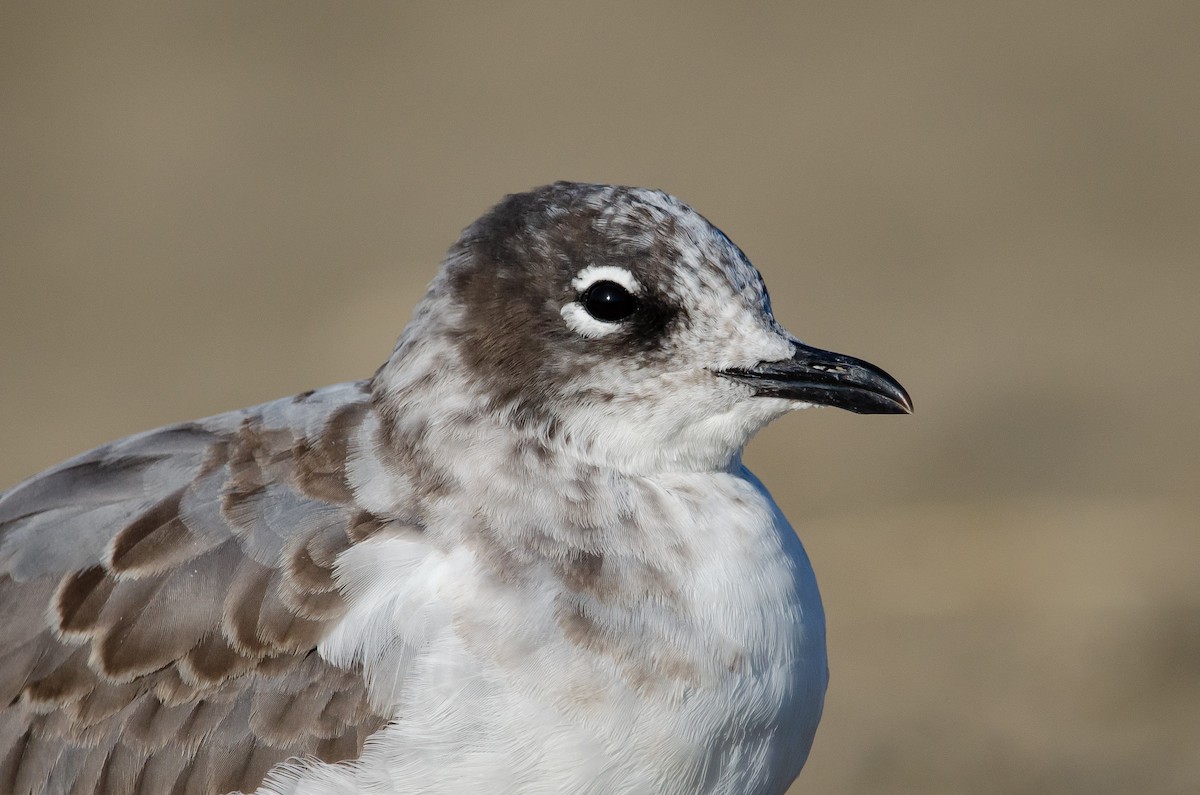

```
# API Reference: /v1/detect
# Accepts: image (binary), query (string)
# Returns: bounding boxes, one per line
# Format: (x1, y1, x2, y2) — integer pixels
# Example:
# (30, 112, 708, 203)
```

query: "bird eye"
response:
(580, 280, 639, 322)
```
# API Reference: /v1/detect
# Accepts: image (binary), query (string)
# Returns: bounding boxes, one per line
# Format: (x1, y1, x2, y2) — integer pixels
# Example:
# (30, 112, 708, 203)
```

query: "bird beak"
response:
(719, 341, 913, 415)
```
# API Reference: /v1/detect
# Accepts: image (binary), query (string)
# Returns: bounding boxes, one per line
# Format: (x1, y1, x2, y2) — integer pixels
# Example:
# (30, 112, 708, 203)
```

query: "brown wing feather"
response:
(0, 383, 389, 795)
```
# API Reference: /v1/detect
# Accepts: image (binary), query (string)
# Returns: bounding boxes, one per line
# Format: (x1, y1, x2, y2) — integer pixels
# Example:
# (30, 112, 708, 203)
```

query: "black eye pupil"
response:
(581, 280, 639, 322)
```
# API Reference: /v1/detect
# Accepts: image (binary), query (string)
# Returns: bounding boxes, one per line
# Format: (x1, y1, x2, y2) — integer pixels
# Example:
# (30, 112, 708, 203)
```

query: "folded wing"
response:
(0, 382, 390, 795)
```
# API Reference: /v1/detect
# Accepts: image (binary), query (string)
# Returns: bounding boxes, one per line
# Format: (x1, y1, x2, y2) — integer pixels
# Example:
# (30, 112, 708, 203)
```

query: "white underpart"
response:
(257, 464, 825, 795)
(560, 265, 642, 338)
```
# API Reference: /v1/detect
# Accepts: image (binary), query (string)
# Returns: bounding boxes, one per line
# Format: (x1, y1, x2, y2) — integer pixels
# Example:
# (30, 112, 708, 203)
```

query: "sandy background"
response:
(2, 3, 1197, 792)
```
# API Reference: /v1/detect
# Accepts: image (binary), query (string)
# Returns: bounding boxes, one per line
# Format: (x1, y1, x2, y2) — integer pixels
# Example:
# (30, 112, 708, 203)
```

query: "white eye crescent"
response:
(561, 266, 642, 338)
(570, 265, 641, 295)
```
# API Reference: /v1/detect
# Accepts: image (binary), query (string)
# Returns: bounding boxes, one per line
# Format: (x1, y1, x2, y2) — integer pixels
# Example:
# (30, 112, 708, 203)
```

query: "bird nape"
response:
(0, 182, 909, 795)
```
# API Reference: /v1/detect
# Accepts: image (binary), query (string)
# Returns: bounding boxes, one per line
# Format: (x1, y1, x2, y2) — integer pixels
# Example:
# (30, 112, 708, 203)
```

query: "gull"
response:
(0, 182, 911, 795)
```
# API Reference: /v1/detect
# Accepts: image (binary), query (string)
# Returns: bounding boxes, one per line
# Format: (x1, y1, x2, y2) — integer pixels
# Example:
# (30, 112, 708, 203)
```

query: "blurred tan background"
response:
(2, 2, 1197, 792)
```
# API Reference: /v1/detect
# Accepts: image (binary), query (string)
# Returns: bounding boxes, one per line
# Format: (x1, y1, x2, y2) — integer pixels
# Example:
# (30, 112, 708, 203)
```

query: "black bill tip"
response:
(719, 343, 912, 415)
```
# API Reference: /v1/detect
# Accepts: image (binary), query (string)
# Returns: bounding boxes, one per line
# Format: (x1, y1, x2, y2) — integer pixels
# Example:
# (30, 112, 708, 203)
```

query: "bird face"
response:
(382, 182, 909, 474)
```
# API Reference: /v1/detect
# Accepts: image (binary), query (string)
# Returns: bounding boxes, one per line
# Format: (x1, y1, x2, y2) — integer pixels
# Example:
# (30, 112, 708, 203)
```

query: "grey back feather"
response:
(0, 382, 388, 795)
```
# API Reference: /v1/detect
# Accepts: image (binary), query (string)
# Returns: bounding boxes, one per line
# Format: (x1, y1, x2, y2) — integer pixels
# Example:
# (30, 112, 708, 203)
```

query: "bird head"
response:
(376, 182, 910, 475)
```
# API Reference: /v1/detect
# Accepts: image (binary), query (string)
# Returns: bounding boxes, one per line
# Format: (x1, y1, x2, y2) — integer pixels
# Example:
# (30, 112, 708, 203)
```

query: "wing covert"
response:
(0, 382, 390, 795)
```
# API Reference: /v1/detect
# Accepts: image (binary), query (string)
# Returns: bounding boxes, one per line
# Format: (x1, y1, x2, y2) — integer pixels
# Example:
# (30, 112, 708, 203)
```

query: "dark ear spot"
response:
(443, 182, 696, 410)
(623, 292, 682, 351)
